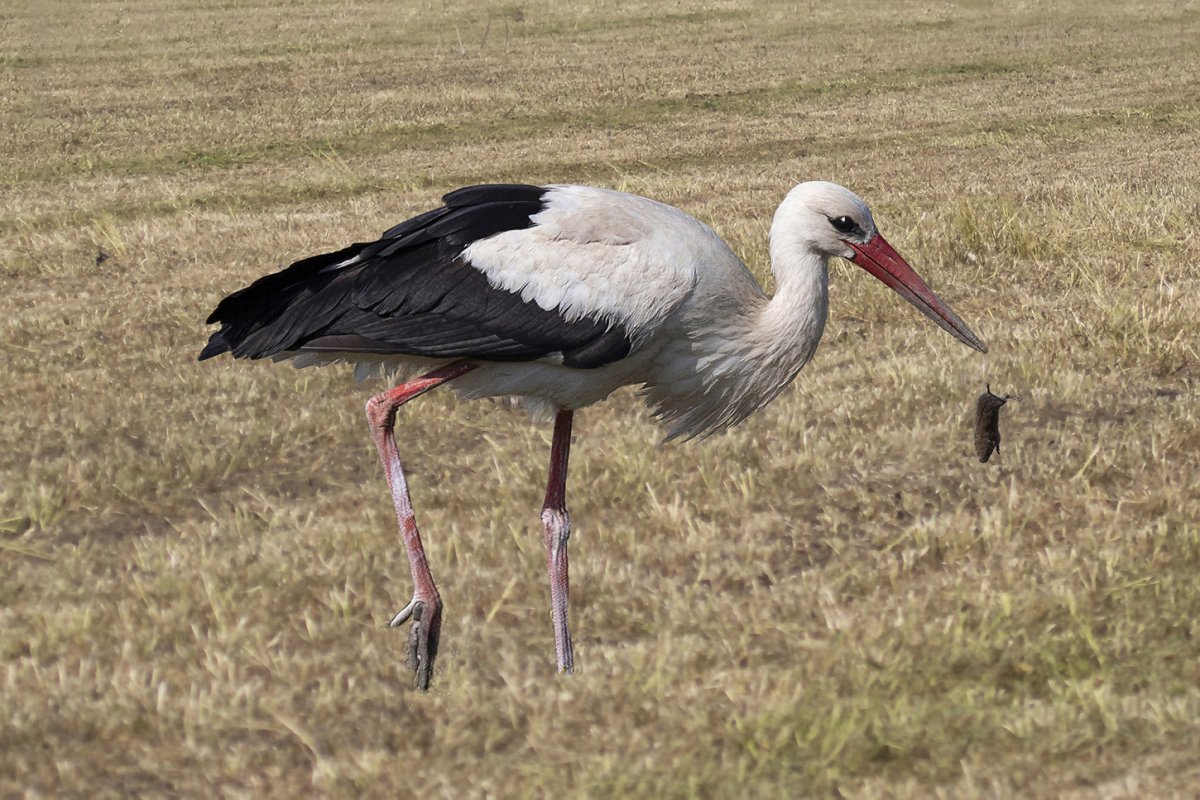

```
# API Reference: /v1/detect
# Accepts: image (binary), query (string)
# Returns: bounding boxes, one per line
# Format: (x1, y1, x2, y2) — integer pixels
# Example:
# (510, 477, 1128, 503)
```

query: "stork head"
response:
(774, 181, 988, 353)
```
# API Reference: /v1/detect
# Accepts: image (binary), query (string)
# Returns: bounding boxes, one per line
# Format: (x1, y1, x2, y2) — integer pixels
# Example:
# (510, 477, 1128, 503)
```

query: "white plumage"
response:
(202, 180, 987, 688)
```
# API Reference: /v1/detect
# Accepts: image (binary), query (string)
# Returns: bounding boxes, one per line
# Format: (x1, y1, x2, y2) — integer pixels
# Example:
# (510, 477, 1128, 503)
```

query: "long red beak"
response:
(847, 234, 988, 353)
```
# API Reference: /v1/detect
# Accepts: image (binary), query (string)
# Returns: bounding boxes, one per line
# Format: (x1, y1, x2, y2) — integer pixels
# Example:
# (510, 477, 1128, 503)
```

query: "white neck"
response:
(668, 230, 828, 437)
(757, 232, 830, 374)
(649, 183, 858, 439)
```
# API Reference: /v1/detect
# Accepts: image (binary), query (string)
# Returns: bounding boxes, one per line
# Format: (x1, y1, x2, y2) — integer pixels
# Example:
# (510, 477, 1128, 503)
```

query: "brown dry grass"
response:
(3, 0, 1200, 796)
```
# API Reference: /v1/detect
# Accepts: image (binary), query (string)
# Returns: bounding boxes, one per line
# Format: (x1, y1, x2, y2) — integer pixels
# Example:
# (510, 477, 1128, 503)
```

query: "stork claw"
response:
(388, 598, 417, 628)
(387, 597, 441, 691)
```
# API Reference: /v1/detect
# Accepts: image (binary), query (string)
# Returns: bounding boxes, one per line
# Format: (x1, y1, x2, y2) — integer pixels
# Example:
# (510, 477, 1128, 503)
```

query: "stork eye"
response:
(829, 215, 858, 235)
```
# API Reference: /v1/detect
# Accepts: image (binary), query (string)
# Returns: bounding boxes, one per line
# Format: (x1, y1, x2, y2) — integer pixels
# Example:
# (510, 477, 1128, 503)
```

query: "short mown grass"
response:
(3, 0, 1199, 796)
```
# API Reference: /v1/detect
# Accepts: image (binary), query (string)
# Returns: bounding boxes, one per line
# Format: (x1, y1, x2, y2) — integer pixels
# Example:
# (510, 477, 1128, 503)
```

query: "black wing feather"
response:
(200, 184, 633, 369)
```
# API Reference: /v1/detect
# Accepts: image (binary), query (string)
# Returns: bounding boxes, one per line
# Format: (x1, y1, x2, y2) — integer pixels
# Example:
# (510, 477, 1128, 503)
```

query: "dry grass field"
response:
(3, 0, 1200, 796)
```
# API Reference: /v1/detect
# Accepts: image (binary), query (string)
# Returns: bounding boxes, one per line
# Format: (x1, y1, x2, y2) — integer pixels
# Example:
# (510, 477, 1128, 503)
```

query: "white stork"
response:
(201, 181, 987, 689)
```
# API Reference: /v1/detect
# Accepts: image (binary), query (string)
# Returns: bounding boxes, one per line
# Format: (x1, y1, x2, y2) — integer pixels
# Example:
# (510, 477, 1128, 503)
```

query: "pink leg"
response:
(542, 409, 575, 673)
(365, 361, 476, 690)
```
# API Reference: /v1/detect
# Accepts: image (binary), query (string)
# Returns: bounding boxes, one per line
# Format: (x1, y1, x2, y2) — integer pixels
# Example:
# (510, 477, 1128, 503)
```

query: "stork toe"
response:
(388, 598, 442, 690)
(387, 597, 418, 628)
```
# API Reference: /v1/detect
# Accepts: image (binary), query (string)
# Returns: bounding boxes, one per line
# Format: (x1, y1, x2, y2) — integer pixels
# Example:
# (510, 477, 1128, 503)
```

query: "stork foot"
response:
(388, 597, 442, 691)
